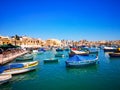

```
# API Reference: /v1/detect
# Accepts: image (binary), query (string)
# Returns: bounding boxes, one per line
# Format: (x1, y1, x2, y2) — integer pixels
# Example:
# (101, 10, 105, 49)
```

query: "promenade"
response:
(0, 49, 28, 65)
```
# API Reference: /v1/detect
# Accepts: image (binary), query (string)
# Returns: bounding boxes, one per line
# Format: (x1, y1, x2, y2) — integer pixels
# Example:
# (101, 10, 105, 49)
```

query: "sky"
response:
(0, 0, 120, 41)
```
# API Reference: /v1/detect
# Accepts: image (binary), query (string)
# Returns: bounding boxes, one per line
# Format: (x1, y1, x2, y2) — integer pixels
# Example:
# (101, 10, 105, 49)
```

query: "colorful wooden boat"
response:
(103, 46, 117, 52)
(69, 50, 89, 57)
(0, 61, 38, 75)
(0, 74, 12, 85)
(66, 55, 98, 67)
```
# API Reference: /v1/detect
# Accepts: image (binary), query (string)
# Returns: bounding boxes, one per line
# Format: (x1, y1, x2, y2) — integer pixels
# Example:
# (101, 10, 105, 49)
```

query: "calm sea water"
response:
(1, 50, 120, 90)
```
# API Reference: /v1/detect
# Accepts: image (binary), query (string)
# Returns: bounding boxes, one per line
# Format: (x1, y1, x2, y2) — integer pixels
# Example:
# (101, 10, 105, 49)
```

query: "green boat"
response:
(55, 54, 64, 57)
(44, 58, 58, 63)
(16, 54, 34, 61)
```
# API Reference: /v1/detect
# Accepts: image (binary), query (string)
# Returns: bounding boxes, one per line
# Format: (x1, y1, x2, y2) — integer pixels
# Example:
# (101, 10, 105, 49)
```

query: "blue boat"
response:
(88, 48, 99, 54)
(38, 48, 46, 52)
(65, 55, 98, 67)
(0, 63, 24, 74)
(0, 61, 38, 75)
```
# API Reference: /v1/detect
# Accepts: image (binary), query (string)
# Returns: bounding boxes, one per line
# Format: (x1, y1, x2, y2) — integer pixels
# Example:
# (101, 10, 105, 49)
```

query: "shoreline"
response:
(0, 50, 28, 65)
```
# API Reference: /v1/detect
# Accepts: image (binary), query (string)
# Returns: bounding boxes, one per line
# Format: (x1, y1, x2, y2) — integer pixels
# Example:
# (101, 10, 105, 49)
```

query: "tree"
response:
(13, 35, 20, 46)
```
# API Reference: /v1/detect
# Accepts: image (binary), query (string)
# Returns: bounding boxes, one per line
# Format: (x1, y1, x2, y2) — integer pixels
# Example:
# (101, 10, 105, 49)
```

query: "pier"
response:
(0, 50, 28, 65)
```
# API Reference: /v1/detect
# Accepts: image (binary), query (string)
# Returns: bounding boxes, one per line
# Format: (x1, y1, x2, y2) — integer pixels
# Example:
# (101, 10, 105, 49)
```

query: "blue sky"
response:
(0, 0, 120, 41)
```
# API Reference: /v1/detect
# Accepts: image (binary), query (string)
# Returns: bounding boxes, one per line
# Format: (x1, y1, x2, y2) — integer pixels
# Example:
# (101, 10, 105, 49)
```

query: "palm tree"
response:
(11, 35, 20, 46)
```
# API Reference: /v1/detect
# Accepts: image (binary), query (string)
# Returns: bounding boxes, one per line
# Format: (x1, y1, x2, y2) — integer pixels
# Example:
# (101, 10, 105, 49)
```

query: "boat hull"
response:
(69, 50, 89, 57)
(66, 60, 97, 67)
(109, 53, 120, 57)
(55, 54, 64, 57)
(2, 66, 36, 75)
(44, 59, 58, 63)
(104, 49, 117, 52)
(89, 51, 98, 54)
(16, 56, 33, 61)
(69, 53, 89, 57)
(56, 49, 63, 52)
(1, 61, 38, 75)
(0, 74, 12, 85)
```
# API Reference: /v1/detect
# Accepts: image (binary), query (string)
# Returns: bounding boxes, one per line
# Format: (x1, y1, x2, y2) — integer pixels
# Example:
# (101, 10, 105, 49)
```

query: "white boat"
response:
(0, 74, 12, 85)
(103, 46, 117, 52)
(69, 50, 89, 57)
(72, 50, 88, 54)
(32, 50, 43, 55)
(0, 61, 38, 75)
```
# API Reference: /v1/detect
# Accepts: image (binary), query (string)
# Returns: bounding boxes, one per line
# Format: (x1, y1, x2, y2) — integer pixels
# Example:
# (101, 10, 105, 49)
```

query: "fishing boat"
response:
(65, 55, 98, 67)
(103, 46, 117, 52)
(55, 53, 64, 57)
(38, 48, 46, 52)
(0, 74, 12, 85)
(32, 50, 38, 53)
(89, 50, 98, 54)
(32, 50, 43, 55)
(0, 61, 38, 75)
(37, 48, 46, 54)
(44, 58, 58, 63)
(56, 48, 63, 52)
(109, 52, 120, 57)
(16, 54, 34, 61)
(64, 48, 70, 51)
(69, 50, 89, 57)
(88, 48, 99, 54)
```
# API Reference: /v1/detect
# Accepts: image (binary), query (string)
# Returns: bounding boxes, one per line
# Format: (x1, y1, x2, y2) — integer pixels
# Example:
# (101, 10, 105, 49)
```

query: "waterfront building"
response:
(0, 35, 43, 48)
(0, 35, 120, 48)
(45, 39, 62, 47)
(20, 36, 42, 48)
(0, 36, 11, 45)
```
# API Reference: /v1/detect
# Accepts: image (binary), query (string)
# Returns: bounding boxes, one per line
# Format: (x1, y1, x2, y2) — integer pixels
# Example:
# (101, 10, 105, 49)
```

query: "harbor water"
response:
(0, 50, 120, 90)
